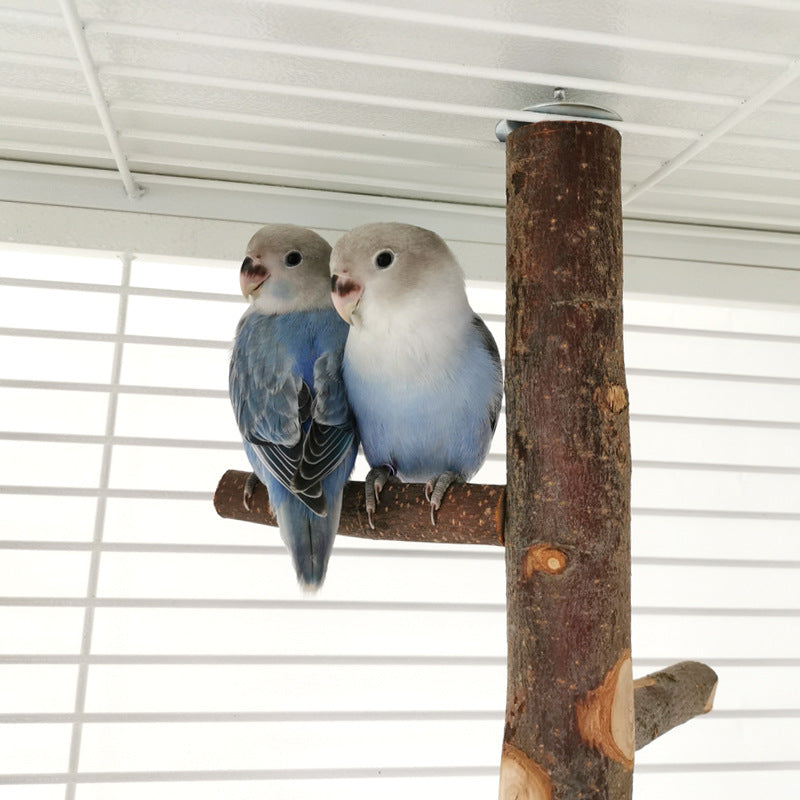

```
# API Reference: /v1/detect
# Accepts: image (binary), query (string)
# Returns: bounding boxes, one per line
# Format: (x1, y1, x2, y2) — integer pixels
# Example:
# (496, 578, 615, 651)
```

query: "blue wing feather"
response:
(230, 312, 326, 514)
(230, 307, 357, 588)
(293, 350, 356, 494)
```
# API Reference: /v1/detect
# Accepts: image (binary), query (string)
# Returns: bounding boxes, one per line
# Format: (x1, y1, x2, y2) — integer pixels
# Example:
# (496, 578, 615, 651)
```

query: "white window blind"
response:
(1, 225, 799, 800)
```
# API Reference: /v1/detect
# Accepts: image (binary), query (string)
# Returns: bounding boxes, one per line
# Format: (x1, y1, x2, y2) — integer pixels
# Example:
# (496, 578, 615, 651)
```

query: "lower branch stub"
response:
(634, 661, 718, 750)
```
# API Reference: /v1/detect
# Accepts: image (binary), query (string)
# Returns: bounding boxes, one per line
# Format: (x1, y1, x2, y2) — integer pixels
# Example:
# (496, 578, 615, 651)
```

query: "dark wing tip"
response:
(471, 314, 501, 366)
(471, 314, 504, 433)
(299, 490, 327, 517)
(296, 421, 355, 484)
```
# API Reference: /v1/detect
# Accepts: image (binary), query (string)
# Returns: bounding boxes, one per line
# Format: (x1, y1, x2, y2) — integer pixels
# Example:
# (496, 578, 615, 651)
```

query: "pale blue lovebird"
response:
(229, 224, 357, 589)
(329, 222, 503, 527)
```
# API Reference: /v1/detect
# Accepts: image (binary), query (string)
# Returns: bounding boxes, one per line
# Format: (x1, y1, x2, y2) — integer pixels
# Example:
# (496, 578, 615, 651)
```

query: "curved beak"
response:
(330, 272, 363, 325)
(240, 256, 269, 298)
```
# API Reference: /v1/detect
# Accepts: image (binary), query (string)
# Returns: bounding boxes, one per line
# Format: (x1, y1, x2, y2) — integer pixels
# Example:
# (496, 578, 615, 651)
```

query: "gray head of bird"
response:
(239, 224, 333, 314)
(329, 222, 467, 327)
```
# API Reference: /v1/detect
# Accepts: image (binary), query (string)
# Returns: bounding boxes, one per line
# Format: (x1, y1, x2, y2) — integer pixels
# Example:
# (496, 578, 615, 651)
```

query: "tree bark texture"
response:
(501, 121, 631, 800)
(634, 661, 718, 750)
(214, 469, 505, 546)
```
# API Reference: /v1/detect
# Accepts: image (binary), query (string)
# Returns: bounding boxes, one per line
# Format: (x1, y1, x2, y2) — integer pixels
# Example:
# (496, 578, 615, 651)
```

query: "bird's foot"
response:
(424, 471, 461, 525)
(364, 465, 394, 530)
(243, 472, 262, 512)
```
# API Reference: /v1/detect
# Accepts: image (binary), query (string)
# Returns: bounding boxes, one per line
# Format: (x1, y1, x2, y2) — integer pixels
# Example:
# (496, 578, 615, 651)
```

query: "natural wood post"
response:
(502, 120, 631, 799)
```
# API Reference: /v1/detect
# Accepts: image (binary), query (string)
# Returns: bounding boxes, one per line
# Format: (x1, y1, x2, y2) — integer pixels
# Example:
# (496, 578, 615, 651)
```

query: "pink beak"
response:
(240, 256, 269, 297)
(330, 272, 363, 324)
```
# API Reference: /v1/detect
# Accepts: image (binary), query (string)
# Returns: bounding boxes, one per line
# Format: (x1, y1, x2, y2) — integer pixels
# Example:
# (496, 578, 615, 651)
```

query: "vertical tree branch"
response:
(502, 120, 632, 799)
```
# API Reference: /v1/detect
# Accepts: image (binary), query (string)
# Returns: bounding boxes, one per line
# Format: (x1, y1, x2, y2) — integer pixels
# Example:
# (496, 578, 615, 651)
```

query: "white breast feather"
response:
(346, 281, 471, 382)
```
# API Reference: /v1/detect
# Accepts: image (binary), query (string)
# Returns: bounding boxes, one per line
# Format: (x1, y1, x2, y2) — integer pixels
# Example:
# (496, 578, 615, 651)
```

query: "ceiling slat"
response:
(56, 0, 143, 200)
(254, 0, 795, 67)
(1, 1, 799, 234)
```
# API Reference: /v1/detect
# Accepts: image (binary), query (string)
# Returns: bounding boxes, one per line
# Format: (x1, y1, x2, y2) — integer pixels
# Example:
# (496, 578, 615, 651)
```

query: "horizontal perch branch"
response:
(214, 469, 505, 546)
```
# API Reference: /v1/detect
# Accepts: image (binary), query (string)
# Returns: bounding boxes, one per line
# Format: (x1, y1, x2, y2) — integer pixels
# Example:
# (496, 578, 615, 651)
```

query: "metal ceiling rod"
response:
(623, 58, 800, 206)
(57, 0, 144, 200)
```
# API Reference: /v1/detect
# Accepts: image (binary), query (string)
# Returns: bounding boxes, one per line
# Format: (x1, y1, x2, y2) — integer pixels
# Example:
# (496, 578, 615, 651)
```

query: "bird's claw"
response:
(365, 490, 378, 529)
(242, 472, 261, 512)
(364, 465, 393, 530)
(425, 471, 461, 526)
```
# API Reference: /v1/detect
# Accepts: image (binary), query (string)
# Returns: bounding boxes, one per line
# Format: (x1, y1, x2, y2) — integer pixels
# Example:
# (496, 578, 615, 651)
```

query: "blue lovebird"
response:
(229, 224, 357, 589)
(329, 222, 503, 527)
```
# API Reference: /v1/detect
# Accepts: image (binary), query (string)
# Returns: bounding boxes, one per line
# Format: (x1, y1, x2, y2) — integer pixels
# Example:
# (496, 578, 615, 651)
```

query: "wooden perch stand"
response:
(501, 119, 632, 799)
(214, 117, 718, 799)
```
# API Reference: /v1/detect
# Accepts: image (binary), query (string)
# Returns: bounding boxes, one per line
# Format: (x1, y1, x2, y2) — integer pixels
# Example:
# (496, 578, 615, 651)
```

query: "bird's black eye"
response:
(373, 249, 395, 269)
(283, 250, 303, 268)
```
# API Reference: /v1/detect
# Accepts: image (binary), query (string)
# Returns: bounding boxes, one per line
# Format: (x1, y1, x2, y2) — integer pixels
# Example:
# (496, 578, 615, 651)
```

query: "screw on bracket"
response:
(495, 88, 622, 142)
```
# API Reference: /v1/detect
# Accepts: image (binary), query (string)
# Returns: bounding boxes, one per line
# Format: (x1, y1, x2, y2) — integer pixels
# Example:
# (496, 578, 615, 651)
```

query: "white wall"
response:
(1, 188, 799, 799)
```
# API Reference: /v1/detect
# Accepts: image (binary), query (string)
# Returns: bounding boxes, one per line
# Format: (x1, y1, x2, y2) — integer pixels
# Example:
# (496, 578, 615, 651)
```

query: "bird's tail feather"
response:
(275, 493, 342, 590)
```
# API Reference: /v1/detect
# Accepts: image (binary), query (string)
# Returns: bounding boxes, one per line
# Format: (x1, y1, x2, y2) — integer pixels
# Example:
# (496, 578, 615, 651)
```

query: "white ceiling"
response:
(1, 0, 800, 233)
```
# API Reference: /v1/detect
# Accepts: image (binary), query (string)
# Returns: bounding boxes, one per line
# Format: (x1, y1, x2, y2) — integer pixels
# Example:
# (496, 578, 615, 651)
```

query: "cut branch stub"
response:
(499, 744, 553, 800)
(634, 661, 719, 750)
(576, 650, 635, 769)
(522, 543, 568, 576)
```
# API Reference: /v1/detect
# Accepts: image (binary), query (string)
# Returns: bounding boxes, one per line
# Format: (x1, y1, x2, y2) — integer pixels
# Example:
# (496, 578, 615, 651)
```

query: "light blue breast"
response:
(344, 322, 501, 482)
